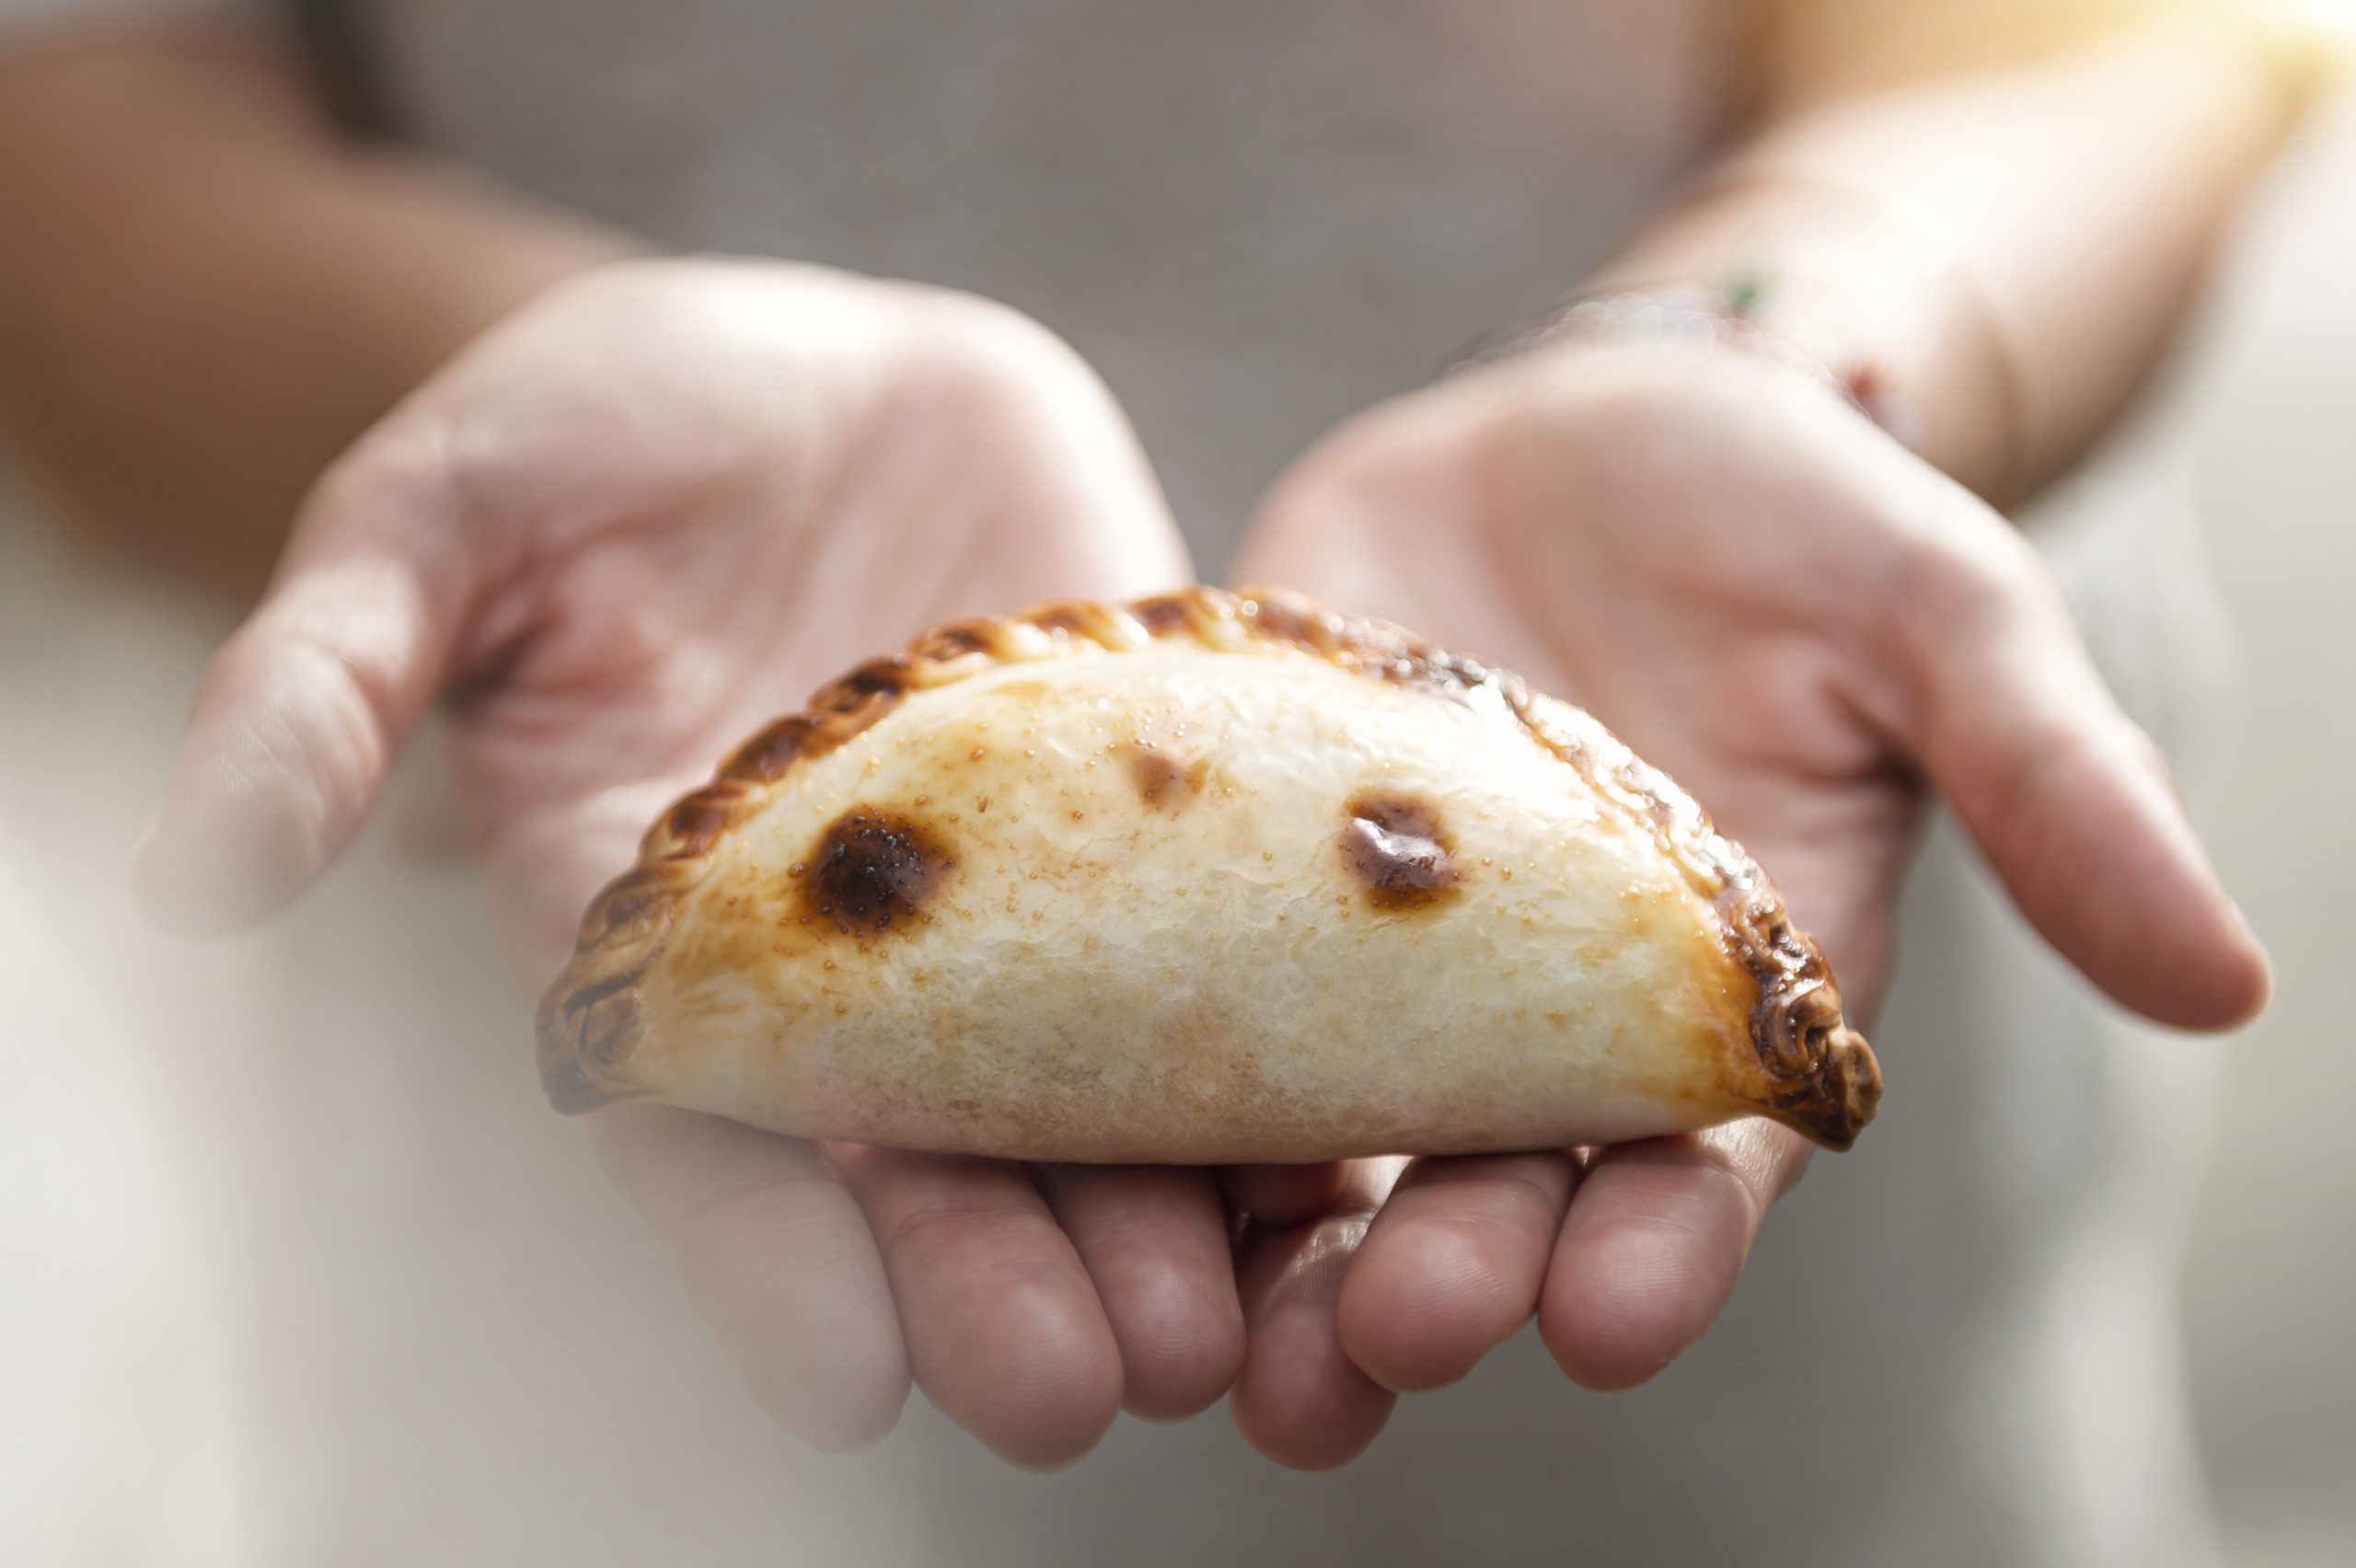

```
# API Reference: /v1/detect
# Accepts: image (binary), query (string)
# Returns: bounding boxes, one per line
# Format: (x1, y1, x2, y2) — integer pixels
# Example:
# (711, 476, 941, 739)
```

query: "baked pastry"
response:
(537, 587, 1880, 1160)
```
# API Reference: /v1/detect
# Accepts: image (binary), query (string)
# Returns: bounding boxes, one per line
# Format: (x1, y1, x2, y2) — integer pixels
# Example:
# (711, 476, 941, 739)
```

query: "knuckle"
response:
(1676, 1141, 1767, 1239)
(1600, 1134, 1767, 1240)
(1429, 1155, 1573, 1228)
(302, 413, 466, 547)
(1721, 1119, 1813, 1206)
(872, 1193, 985, 1257)
(872, 1193, 1068, 1292)
(1901, 502, 2054, 636)
(1122, 1307, 1244, 1412)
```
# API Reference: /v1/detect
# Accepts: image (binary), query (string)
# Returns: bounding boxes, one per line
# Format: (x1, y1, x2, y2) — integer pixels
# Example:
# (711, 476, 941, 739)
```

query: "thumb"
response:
(135, 432, 471, 933)
(1873, 513, 2269, 1032)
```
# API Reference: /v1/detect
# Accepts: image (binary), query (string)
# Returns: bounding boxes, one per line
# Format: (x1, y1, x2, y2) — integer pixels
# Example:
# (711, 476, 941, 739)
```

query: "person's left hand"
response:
(1223, 338, 2270, 1467)
(135, 259, 1251, 1466)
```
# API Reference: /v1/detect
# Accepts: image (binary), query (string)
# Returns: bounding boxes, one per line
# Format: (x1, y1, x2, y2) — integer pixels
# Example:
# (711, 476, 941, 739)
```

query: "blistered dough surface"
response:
(537, 588, 1880, 1159)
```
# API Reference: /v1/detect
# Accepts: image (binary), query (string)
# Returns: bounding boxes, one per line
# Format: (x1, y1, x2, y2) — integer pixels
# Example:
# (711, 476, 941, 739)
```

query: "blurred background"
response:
(2171, 97, 2356, 1568)
(2, 6, 2352, 1566)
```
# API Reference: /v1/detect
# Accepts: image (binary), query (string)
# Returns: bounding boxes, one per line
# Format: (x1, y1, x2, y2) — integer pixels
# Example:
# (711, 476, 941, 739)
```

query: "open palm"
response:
(1227, 341, 2269, 1463)
(139, 259, 1267, 1463)
(144, 272, 2267, 1473)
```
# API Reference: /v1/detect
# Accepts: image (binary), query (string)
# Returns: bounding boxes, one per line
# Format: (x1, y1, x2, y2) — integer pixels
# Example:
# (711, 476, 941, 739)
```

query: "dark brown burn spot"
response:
(1129, 745, 1209, 811)
(797, 807, 955, 936)
(1339, 792, 1461, 911)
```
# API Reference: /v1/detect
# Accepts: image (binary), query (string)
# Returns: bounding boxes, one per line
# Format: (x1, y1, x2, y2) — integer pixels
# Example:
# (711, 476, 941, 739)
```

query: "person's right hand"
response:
(1221, 337, 2270, 1464)
(136, 259, 1248, 1464)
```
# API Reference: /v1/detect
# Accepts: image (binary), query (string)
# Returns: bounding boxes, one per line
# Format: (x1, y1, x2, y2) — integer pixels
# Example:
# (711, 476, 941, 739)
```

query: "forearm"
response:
(1584, 12, 2313, 504)
(0, 24, 634, 592)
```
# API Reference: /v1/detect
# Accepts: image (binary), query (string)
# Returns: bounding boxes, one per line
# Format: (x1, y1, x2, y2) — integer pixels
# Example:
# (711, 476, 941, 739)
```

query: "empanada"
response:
(537, 588, 1879, 1160)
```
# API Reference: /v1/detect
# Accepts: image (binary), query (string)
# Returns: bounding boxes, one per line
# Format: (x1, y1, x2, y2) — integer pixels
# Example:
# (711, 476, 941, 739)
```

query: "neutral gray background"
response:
(2168, 99, 2356, 1568)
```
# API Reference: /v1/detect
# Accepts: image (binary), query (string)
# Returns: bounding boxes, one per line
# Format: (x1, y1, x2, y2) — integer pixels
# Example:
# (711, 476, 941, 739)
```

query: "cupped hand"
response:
(1225, 340, 2271, 1466)
(138, 259, 1248, 1463)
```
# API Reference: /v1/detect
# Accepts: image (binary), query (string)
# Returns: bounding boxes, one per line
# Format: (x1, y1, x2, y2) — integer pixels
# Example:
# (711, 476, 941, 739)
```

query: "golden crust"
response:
(534, 585, 1881, 1151)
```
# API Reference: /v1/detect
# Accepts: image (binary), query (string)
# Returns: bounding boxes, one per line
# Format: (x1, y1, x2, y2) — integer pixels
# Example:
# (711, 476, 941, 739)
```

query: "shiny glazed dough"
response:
(536, 588, 1880, 1160)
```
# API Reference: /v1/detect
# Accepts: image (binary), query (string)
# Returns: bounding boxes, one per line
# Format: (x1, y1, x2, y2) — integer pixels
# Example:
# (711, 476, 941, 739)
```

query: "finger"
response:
(834, 1147, 1123, 1468)
(590, 1105, 909, 1450)
(1537, 1120, 1808, 1392)
(1874, 512, 2269, 1029)
(1218, 1162, 1349, 1228)
(1229, 1158, 1404, 1470)
(135, 428, 471, 933)
(1334, 1152, 1577, 1392)
(1036, 1165, 1245, 1422)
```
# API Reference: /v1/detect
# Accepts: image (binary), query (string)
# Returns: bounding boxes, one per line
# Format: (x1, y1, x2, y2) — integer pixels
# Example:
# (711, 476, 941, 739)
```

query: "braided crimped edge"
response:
(534, 584, 1880, 1148)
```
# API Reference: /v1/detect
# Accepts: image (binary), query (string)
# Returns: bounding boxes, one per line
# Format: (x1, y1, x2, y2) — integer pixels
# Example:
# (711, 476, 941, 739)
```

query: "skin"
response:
(1199, 12, 2302, 1457)
(0, 5, 2301, 1470)
(143, 257, 1238, 1460)
(1228, 342, 2270, 1459)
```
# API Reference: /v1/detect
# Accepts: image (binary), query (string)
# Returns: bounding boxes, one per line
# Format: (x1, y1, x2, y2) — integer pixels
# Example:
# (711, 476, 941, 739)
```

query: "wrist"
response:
(1567, 176, 2027, 502)
(1451, 278, 1917, 449)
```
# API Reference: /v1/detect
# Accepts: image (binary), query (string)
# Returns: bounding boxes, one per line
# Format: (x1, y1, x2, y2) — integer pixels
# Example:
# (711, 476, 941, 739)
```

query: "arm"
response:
(0, 23, 629, 590)
(1589, 2, 2325, 501)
